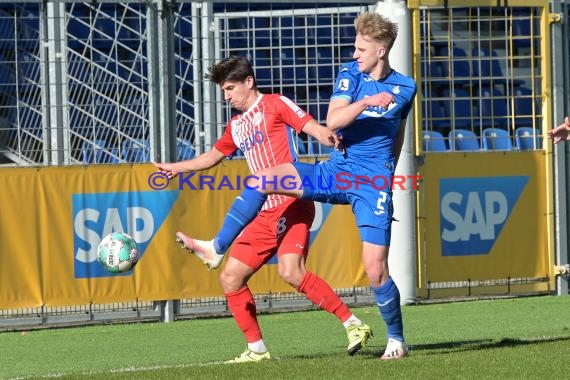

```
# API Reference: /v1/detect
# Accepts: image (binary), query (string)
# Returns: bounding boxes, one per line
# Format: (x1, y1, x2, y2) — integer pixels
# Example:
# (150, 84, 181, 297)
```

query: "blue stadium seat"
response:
(296, 138, 307, 155)
(271, 16, 304, 47)
(18, 8, 40, 52)
(253, 26, 271, 49)
(306, 15, 333, 45)
(471, 47, 506, 86)
(175, 47, 194, 89)
(93, 95, 119, 128)
(0, 12, 15, 50)
(17, 51, 39, 84)
(314, 47, 334, 81)
(426, 60, 447, 88)
(177, 119, 194, 142)
(438, 47, 471, 85)
(482, 128, 513, 150)
(308, 89, 329, 122)
(512, 8, 535, 50)
(67, 17, 90, 50)
(176, 139, 196, 161)
(423, 130, 447, 152)
(174, 14, 192, 50)
(513, 86, 535, 127)
(272, 48, 307, 84)
(428, 30, 449, 56)
(253, 49, 272, 86)
(92, 50, 127, 84)
(82, 139, 119, 164)
(339, 46, 353, 61)
(422, 96, 449, 131)
(226, 18, 249, 49)
(515, 127, 542, 150)
(0, 51, 16, 96)
(441, 88, 472, 129)
(449, 129, 480, 151)
(122, 138, 150, 162)
(477, 87, 509, 128)
(472, 47, 524, 88)
(337, 14, 356, 45)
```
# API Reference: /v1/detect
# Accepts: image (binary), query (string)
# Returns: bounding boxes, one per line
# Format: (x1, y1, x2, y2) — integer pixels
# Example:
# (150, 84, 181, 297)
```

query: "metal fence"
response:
(0, 0, 567, 328)
(0, 1, 376, 166)
(418, 6, 547, 152)
(0, 1, 557, 166)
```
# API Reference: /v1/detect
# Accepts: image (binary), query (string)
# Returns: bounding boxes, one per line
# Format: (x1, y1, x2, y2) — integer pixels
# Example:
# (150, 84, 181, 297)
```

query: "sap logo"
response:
(238, 131, 265, 153)
(266, 202, 333, 264)
(73, 191, 179, 278)
(440, 176, 528, 256)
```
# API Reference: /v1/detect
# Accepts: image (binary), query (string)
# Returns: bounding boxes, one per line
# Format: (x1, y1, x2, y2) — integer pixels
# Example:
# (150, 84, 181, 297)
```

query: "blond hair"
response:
(354, 12, 398, 50)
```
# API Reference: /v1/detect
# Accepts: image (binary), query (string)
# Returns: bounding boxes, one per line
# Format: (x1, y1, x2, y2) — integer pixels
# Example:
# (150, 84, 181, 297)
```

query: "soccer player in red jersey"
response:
(154, 56, 372, 363)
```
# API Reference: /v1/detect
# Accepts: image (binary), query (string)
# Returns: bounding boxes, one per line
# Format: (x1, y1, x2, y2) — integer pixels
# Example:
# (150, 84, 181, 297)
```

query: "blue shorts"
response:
(292, 155, 394, 246)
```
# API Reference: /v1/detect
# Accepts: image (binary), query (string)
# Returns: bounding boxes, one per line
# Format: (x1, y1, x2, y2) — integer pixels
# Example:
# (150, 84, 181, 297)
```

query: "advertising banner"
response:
(0, 161, 365, 309)
(418, 152, 553, 288)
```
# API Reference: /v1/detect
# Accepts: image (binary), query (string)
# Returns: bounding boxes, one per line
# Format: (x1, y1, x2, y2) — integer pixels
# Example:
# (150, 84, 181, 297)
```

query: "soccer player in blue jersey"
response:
(176, 12, 417, 360)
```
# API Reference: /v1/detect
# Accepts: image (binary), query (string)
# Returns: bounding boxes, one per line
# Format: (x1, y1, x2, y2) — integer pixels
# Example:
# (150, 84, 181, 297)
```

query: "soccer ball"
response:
(97, 232, 139, 273)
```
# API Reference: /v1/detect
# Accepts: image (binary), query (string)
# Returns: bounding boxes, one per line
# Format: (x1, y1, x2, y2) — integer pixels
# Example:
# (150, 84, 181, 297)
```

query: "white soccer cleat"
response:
(175, 232, 224, 270)
(380, 338, 409, 360)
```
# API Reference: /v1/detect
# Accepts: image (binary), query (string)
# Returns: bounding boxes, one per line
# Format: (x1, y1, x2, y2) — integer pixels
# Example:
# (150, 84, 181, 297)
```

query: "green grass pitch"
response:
(1, 295, 569, 379)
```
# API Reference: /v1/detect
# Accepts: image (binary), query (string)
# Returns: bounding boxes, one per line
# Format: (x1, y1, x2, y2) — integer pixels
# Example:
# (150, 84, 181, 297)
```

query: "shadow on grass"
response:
(276, 335, 570, 361)
(406, 335, 570, 356)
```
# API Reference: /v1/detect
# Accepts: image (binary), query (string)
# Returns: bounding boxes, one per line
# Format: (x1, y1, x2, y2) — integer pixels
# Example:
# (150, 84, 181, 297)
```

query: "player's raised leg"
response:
(175, 233, 224, 270)
(294, 269, 373, 355)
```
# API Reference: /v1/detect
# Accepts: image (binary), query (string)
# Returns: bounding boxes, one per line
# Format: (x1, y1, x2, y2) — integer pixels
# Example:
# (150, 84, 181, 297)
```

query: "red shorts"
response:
(229, 198, 315, 271)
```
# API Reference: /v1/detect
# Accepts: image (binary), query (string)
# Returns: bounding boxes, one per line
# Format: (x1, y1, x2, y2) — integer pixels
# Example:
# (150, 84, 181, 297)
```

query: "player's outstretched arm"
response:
(548, 116, 570, 144)
(153, 147, 226, 179)
(302, 119, 341, 148)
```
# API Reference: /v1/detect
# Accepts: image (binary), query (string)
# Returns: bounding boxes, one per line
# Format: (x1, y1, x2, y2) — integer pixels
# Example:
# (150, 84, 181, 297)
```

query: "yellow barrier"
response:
(0, 162, 367, 309)
(417, 151, 554, 294)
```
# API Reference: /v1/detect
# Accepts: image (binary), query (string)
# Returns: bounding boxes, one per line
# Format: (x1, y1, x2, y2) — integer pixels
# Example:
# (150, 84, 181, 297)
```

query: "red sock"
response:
(225, 286, 262, 343)
(297, 271, 352, 323)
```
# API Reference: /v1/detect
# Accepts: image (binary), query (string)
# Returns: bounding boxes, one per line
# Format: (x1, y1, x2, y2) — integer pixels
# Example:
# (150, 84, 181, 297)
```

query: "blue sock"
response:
(213, 188, 266, 254)
(371, 276, 404, 342)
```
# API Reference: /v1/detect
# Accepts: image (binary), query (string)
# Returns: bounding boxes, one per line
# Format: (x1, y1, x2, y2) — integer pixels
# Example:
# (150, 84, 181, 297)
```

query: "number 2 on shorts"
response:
(374, 191, 387, 216)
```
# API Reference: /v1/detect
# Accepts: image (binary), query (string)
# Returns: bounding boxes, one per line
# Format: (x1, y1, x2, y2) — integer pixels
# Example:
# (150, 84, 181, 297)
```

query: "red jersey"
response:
(214, 93, 313, 210)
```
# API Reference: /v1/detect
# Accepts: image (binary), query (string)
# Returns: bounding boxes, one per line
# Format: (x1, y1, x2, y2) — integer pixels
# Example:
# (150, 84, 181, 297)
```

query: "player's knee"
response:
(219, 268, 246, 293)
(278, 266, 304, 288)
(364, 265, 389, 287)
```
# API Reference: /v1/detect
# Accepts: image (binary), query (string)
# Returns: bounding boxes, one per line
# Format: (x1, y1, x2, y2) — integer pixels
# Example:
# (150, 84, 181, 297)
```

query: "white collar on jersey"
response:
(245, 93, 263, 112)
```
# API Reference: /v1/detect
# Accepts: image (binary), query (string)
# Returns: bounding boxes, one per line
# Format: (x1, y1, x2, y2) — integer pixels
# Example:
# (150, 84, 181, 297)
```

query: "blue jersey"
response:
(330, 61, 417, 164)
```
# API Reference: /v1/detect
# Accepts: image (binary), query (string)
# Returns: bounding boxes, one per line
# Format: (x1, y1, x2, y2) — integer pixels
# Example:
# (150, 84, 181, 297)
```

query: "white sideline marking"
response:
(7, 361, 225, 379)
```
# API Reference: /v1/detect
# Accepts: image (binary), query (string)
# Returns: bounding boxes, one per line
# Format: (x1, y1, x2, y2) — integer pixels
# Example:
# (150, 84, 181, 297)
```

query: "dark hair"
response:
(204, 56, 256, 86)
